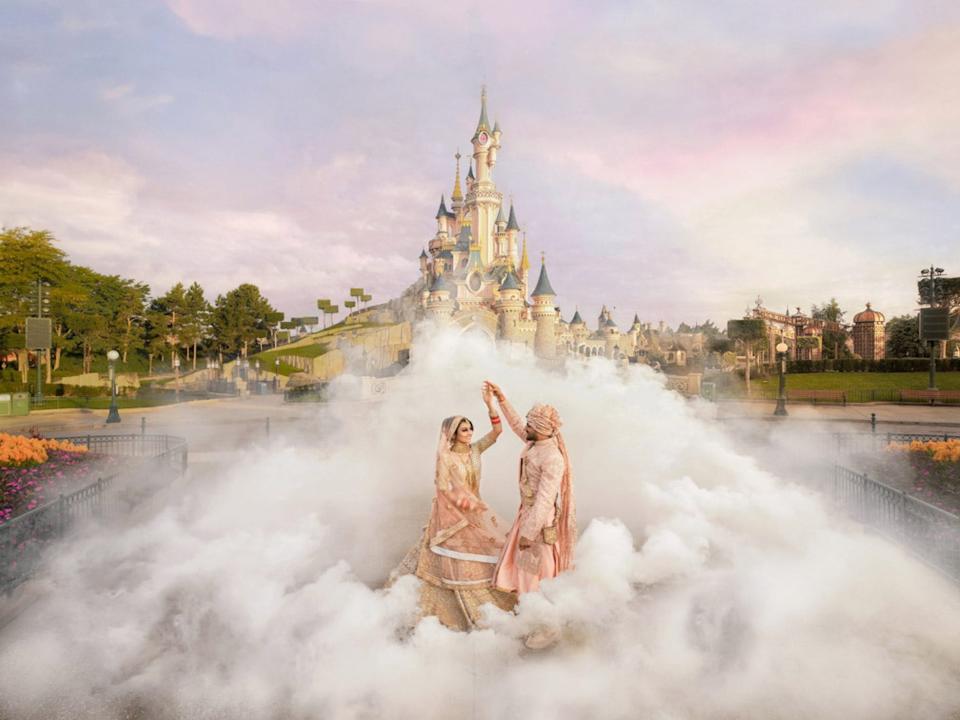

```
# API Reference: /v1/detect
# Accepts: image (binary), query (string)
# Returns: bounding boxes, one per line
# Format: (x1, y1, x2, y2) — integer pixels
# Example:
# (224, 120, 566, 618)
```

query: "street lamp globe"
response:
(776, 341, 788, 354)
(107, 350, 120, 362)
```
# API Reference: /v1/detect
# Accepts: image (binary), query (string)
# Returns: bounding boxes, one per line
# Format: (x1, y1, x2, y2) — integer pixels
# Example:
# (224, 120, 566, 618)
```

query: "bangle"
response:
(490, 416, 501, 424)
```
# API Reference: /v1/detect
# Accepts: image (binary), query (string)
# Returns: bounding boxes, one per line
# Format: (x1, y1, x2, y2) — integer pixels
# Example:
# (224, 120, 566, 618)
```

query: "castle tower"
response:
(605, 315, 621, 358)
(494, 204, 508, 257)
(469, 87, 503, 266)
(531, 258, 558, 359)
(852, 303, 886, 360)
(419, 248, 428, 279)
(570, 309, 589, 345)
(496, 271, 524, 341)
(506, 202, 520, 264)
(426, 274, 455, 324)
(435, 195, 450, 237)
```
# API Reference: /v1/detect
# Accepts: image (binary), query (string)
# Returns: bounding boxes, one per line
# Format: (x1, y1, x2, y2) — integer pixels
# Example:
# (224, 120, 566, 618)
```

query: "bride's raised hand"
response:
(484, 380, 505, 403)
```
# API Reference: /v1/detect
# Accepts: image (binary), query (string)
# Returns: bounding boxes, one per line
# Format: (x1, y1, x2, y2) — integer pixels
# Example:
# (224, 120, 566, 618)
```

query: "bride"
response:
(393, 384, 516, 630)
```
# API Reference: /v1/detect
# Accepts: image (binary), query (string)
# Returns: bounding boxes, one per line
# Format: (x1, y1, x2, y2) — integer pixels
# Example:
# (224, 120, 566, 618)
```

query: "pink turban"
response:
(526, 403, 562, 437)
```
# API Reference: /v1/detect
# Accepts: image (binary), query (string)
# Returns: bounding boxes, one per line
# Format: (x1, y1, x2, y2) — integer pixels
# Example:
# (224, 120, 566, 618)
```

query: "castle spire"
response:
(435, 195, 449, 219)
(531, 255, 556, 297)
(451, 151, 463, 203)
(506, 202, 520, 231)
(520, 233, 530, 272)
(473, 85, 491, 140)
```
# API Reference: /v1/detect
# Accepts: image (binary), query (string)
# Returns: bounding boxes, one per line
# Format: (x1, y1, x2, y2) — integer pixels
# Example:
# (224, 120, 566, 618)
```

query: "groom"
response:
(484, 381, 576, 598)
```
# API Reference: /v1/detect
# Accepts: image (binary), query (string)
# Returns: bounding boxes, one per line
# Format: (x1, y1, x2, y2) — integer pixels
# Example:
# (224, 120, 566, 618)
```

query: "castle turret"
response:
(472, 87, 493, 184)
(494, 204, 508, 257)
(497, 270, 524, 341)
(419, 248, 428, 277)
(604, 315, 621, 358)
(426, 274, 455, 324)
(570, 308, 588, 345)
(531, 259, 557, 359)
(435, 195, 450, 237)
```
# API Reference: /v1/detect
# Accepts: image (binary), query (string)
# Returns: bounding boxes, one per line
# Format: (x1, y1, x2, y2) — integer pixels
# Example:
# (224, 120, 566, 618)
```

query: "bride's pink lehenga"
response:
(394, 416, 516, 630)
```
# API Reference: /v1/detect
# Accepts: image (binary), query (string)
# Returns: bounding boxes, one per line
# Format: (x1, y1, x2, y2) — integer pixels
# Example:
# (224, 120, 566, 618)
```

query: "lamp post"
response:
(274, 357, 280, 393)
(774, 340, 788, 416)
(106, 349, 121, 423)
(255, 359, 260, 382)
(173, 353, 181, 402)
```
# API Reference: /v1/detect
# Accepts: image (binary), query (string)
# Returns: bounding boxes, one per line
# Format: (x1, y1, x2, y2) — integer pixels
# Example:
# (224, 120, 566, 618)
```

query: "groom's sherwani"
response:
(492, 400, 566, 595)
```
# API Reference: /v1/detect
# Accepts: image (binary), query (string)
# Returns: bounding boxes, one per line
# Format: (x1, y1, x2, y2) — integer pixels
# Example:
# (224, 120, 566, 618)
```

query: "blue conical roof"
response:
(473, 87, 491, 139)
(506, 203, 520, 231)
(531, 262, 556, 297)
(496, 204, 507, 225)
(571, 309, 584, 324)
(500, 272, 521, 291)
(467, 164, 475, 180)
(435, 195, 448, 219)
(419, 249, 428, 259)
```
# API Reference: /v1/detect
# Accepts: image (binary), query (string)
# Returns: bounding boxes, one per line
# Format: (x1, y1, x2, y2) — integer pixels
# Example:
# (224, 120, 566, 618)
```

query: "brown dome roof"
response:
(853, 303, 885, 323)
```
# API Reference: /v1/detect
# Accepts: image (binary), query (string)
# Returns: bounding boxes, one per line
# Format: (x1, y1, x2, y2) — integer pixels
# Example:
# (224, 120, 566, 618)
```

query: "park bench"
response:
(786, 389, 847, 406)
(900, 389, 960, 405)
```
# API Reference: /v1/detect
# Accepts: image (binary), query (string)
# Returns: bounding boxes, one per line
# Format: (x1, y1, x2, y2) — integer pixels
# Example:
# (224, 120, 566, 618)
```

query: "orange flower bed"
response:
(888, 439, 960, 463)
(0, 433, 89, 467)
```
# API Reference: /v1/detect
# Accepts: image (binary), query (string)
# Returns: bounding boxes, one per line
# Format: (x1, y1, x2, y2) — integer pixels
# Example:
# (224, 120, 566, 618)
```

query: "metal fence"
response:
(834, 465, 960, 582)
(832, 431, 960, 456)
(0, 434, 188, 594)
(720, 387, 960, 404)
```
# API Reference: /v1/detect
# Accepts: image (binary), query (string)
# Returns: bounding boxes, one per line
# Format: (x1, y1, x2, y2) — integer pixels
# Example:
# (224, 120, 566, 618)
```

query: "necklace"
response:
(452, 442, 470, 454)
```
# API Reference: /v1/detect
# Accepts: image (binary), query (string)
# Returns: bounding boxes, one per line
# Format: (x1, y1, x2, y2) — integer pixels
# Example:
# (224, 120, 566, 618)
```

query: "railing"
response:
(719, 387, 960, 404)
(831, 431, 960, 457)
(0, 434, 188, 594)
(833, 465, 960, 582)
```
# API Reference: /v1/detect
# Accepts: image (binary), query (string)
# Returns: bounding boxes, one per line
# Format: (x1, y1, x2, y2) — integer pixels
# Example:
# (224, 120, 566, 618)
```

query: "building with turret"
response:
(414, 88, 675, 363)
(415, 88, 563, 357)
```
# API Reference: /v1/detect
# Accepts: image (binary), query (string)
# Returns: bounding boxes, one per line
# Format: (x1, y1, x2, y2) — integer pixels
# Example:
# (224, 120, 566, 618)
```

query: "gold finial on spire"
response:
(451, 150, 463, 202)
(520, 232, 530, 272)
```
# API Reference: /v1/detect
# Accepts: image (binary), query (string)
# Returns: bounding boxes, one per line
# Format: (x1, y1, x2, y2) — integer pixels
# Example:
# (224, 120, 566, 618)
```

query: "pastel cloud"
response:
(2, 0, 959, 326)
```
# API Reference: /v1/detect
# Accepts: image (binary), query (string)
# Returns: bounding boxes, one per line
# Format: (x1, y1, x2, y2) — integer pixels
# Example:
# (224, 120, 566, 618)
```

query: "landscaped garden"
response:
(852, 438, 960, 516)
(713, 370, 960, 401)
(0, 433, 115, 524)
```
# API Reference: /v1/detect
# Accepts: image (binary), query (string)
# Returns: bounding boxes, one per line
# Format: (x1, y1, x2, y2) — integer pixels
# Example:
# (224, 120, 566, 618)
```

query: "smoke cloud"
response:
(1, 327, 958, 719)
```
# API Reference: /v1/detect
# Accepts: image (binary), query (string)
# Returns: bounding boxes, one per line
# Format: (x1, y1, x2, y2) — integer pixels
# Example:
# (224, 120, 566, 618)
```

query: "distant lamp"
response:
(106, 350, 121, 423)
(774, 341, 788, 417)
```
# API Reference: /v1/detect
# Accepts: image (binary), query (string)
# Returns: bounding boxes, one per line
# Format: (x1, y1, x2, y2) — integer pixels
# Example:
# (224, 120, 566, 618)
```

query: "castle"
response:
(415, 88, 670, 362)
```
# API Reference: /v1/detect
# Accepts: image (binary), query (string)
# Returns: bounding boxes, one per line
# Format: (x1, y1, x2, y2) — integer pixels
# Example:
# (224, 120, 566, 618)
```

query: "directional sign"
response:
(919, 308, 950, 341)
(25, 317, 52, 349)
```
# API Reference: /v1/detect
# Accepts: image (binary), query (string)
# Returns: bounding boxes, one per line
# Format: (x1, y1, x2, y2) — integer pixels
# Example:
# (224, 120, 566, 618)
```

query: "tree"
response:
(812, 298, 849, 360)
(727, 318, 767, 396)
(0, 227, 70, 382)
(180, 282, 212, 369)
(885, 315, 927, 358)
(150, 283, 189, 367)
(210, 284, 277, 358)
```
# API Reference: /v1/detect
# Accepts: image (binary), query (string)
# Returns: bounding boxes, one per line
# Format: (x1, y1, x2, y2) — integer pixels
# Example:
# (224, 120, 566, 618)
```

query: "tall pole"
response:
(35, 279, 43, 404)
(924, 265, 941, 390)
(774, 341, 788, 416)
(106, 350, 121, 423)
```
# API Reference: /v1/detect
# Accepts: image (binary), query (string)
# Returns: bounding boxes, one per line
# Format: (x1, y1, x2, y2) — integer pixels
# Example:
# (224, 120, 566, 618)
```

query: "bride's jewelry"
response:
(452, 441, 470, 453)
(490, 415, 501, 424)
